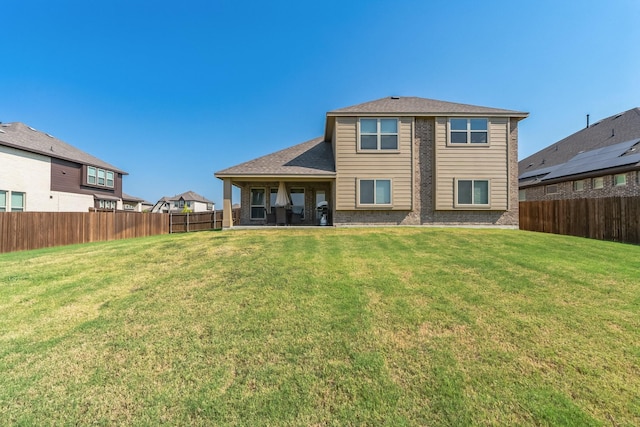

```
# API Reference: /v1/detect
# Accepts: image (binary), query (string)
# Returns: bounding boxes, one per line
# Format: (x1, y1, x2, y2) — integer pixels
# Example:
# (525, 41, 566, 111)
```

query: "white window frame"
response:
(0, 190, 6, 212)
(592, 177, 604, 189)
(99, 199, 116, 210)
(87, 166, 97, 185)
(614, 173, 627, 186)
(448, 118, 489, 146)
(10, 191, 25, 212)
(573, 180, 585, 192)
(546, 184, 558, 195)
(250, 188, 266, 220)
(357, 178, 392, 207)
(87, 166, 115, 188)
(455, 179, 490, 207)
(358, 118, 399, 151)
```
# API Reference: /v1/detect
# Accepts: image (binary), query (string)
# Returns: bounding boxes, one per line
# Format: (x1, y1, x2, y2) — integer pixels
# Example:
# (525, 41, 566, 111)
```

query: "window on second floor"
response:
(449, 118, 488, 145)
(86, 166, 115, 188)
(359, 118, 398, 151)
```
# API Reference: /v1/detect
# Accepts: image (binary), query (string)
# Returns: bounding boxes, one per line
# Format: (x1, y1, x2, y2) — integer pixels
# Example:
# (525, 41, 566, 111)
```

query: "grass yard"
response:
(0, 228, 639, 426)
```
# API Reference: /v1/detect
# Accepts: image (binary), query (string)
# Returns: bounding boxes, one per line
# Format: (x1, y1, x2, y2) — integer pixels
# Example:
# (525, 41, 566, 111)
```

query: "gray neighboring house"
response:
(0, 122, 129, 212)
(519, 108, 640, 201)
(152, 191, 214, 213)
(215, 96, 528, 228)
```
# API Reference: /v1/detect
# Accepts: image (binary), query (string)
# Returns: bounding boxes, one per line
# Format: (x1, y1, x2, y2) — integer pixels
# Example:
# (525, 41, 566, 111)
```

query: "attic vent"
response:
(614, 114, 623, 119)
(46, 133, 54, 138)
(390, 96, 400, 100)
(0, 129, 4, 133)
(526, 163, 533, 168)
(1, 123, 9, 127)
(28, 126, 37, 131)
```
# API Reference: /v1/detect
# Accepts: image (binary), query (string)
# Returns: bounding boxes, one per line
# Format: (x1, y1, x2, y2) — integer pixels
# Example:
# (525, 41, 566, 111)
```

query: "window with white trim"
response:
(449, 118, 488, 145)
(99, 199, 117, 209)
(359, 118, 398, 150)
(250, 188, 266, 219)
(11, 192, 25, 211)
(0, 191, 6, 212)
(87, 167, 97, 185)
(518, 189, 526, 201)
(592, 177, 604, 189)
(359, 179, 391, 205)
(614, 173, 627, 186)
(573, 180, 585, 191)
(86, 166, 115, 188)
(456, 179, 489, 206)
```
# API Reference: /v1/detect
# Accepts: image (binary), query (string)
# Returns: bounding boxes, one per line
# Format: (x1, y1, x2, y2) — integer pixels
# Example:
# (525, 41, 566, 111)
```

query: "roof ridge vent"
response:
(28, 126, 37, 131)
(390, 96, 400, 100)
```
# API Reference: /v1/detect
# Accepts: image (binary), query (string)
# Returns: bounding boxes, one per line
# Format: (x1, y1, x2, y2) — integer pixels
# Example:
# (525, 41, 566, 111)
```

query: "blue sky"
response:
(3, 0, 639, 206)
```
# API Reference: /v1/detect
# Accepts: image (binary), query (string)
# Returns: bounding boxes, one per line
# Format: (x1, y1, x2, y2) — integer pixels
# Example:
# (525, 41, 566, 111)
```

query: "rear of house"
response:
(216, 96, 527, 228)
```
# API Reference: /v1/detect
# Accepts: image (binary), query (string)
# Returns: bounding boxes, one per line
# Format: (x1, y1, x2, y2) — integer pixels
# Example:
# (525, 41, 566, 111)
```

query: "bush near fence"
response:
(0, 211, 169, 254)
(519, 196, 640, 244)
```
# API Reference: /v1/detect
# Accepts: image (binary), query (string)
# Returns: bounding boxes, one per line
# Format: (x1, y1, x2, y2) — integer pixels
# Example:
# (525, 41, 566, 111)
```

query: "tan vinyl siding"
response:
(335, 117, 413, 210)
(434, 117, 508, 210)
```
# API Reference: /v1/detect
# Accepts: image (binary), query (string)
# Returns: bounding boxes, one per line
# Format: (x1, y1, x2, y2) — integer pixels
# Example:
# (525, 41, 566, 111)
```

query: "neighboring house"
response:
(519, 108, 640, 201)
(215, 96, 528, 228)
(151, 191, 214, 213)
(122, 193, 153, 212)
(0, 122, 128, 212)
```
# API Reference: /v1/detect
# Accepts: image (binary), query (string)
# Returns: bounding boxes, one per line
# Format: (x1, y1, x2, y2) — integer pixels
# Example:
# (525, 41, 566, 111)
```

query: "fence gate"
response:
(169, 211, 220, 233)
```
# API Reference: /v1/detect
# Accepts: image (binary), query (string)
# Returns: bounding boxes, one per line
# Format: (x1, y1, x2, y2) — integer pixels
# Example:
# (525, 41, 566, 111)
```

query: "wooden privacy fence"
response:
(519, 197, 640, 244)
(169, 208, 240, 233)
(0, 211, 169, 254)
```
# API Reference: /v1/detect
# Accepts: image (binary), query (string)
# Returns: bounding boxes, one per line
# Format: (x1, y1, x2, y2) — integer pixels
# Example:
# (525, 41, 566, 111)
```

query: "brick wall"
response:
(522, 171, 640, 201)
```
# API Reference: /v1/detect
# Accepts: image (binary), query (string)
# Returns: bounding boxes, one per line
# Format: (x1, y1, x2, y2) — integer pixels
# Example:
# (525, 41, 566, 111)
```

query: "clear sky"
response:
(3, 0, 639, 207)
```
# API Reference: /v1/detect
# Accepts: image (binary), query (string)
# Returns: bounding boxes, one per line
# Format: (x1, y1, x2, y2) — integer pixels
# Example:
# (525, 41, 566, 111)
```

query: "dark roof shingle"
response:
(215, 137, 335, 177)
(0, 122, 126, 174)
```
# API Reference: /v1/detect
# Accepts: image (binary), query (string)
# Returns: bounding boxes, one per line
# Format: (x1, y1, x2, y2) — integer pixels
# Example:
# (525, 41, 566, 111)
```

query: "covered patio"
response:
(215, 137, 336, 228)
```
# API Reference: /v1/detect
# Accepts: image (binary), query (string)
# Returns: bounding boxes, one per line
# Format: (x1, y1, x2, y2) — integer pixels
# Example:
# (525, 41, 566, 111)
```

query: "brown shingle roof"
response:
(215, 137, 335, 178)
(328, 96, 528, 116)
(519, 108, 640, 176)
(0, 122, 127, 174)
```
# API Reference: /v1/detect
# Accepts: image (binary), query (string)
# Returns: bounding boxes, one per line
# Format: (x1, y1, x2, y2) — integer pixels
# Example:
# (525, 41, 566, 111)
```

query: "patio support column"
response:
(222, 178, 233, 229)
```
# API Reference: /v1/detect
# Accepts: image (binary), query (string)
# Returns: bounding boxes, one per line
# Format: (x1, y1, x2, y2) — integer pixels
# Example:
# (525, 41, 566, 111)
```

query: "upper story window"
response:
(359, 179, 391, 206)
(449, 118, 488, 145)
(86, 166, 115, 188)
(359, 118, 398, 150)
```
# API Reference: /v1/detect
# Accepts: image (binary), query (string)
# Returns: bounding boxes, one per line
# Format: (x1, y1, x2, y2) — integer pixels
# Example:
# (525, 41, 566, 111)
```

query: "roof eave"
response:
(215, 173, 336, 181)
(326, 111, 529, 118)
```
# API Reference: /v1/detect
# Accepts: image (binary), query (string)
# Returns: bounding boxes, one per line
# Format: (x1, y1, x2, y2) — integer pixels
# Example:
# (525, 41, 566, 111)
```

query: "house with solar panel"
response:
(215, 96, 528, 227)
(519, 108, 640, 201)
(0, 122, 138, 212)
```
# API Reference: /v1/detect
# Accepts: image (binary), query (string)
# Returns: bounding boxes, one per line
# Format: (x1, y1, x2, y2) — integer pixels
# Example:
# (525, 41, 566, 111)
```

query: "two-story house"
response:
(0, 122, 128, 212)
(215, 96, 528, 227)
(519, 108, 640, 201)
(151, 191, 214, 213)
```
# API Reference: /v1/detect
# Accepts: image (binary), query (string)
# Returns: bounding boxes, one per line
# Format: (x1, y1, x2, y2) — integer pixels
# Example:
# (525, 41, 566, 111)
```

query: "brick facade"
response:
(522, 171, 640, 201)
(333, 117, 520, 227)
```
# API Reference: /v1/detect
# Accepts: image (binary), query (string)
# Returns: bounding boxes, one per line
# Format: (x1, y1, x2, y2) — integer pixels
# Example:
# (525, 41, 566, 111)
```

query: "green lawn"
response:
(1, 228, 639, 426)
